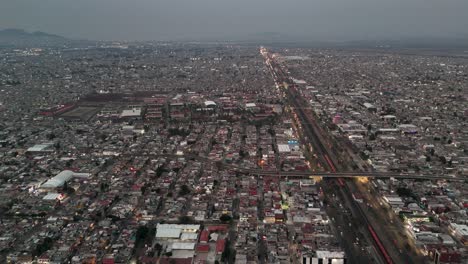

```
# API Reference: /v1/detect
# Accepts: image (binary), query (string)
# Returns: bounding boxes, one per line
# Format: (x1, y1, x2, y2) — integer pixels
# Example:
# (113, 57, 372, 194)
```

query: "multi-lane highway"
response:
(322, 179, 386, 264)
(351, 178, 427, 263)
(260, 47, 423, 264)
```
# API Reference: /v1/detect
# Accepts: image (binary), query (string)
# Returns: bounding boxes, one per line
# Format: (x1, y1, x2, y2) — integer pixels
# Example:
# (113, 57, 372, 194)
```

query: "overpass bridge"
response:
(228, 167, 464, 181)
(122, 153, 465, 181)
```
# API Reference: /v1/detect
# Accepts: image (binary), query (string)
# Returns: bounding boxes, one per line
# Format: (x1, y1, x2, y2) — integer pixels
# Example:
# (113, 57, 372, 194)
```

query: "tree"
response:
(267, 128, 275, 136)
(179, 184, 191, 196)
(100, 182, 109, 192)
(156, 166, 166, 177)
(141, 184, 148, 195)
(155, 243, 163, 256)
(220, 214, 232, 223)
(439, 156, 447, 164)
(396, 187, 413, 197)
(33, 237, 54, 257)
(215, 161, 224, 170)
(178, 215, 194, 224)
(168, 128, 189, 137)
(239, 150, 247, 158)
(360, 151, 370, 160)
(54, 141, 61, 149)
(135, 226, 149, 244)
(221, 240, 232, 262)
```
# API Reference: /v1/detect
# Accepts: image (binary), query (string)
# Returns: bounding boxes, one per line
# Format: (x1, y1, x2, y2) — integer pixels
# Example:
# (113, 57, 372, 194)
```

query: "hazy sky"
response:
(1, 0, 468, 41)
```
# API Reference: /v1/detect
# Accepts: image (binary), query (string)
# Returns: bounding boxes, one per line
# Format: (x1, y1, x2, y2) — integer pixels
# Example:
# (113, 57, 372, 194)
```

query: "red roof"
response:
(275, 214, 284, 219)
(99, 200, 111, 206)
(199, 230, 209, 243)
(439, 252, 461, 263)
(196, 244, 210, 252)
(139, 257, 156, 263)
(216, 239, 226, 253)
(102, 258, 115, 264)
(208, 225, 228, 232)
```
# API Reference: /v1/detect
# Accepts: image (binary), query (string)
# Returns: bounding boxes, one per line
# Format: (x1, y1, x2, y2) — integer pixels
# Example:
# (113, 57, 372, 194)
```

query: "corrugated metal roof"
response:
(171, 242, 196, 250)
(41, 170, 74, 188)
(156, 228, 181, 238)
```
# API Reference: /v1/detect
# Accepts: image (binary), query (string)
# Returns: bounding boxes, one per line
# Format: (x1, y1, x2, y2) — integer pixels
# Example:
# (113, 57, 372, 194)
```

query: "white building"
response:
(41, 170, 74, 188)
(155, 224, 200, 240)
(41, 170, 90, 189)
(302, 250, 346, 264)
(120, 108, 142, 119)
(449, 223, 468, 243)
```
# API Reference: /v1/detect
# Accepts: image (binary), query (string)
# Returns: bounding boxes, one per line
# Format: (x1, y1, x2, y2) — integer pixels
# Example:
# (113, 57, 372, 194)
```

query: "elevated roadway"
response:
(122, 153, 464, 181)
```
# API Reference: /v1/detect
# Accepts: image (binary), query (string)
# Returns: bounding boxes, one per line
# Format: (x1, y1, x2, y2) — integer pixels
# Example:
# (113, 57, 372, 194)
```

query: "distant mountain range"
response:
(0, 28, 64, 38)
(0, 28, 70, 47)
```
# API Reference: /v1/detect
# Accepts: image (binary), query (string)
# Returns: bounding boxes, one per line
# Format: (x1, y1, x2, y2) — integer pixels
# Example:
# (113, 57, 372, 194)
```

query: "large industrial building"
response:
(41, 170, 90, 189)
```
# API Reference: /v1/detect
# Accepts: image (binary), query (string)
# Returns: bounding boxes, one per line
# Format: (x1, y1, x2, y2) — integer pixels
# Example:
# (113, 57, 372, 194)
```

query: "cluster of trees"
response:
(360, 151, 370, 160)
(178, 215, 195, 224)
(396, 187, 419, 201)
(46, 133, 56, 140)
(5, 80, 21, 85)
(135, 225, 156, 245)
(178, 184, 191, 196)
(168, 128, 190, 137)
(33, 237, 53, 257)
(219, 214, 232, 223)
(396, 187, 413, 197)
(221, 239, 234, 263)
(155, 165, 168, 177)
(100, 182, 110, 192)
(238, 150, 248, 158)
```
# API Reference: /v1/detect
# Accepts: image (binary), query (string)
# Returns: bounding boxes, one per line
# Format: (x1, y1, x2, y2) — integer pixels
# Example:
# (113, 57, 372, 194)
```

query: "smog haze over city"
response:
(0, 1, 467, 264)
(1, 0, 468, 42)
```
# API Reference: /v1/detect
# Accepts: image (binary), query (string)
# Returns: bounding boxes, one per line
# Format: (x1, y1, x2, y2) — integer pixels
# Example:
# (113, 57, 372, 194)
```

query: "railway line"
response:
(261, 48, 399, 264)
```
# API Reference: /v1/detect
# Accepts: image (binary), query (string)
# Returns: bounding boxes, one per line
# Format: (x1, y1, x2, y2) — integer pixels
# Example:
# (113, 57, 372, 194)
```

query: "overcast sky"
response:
(1, 0, 468, 41)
